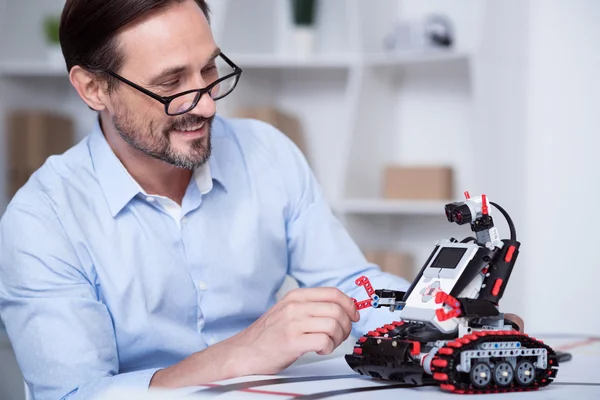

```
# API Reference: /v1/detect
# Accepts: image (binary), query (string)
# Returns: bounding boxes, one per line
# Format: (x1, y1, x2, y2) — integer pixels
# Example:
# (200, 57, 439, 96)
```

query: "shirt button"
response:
(146, 197, 155, 202)
(182, 216, 188, 224)
(208, 338, 216, 345)
(198, 281, 207, 291)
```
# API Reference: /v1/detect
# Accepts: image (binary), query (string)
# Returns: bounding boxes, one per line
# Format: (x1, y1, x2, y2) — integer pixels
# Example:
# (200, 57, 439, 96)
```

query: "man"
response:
(0, 1, 411, 399)
(0, 1, 523, 399)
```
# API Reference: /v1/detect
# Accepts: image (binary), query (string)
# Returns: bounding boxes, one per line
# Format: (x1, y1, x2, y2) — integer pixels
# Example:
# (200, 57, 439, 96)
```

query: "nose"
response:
(185, 73, 217, 118)
(187, 90, 216, 119)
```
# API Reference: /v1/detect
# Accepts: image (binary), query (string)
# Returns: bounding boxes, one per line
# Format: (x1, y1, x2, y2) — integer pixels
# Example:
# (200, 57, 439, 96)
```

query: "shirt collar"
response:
(88, 118, 226, 217)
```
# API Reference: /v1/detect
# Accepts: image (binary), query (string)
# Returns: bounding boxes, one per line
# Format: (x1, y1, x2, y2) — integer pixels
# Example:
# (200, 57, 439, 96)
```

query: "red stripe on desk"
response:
(556, 337, 600, 351)
(239, 388, 302, 397)
(197, 383, 302, 397)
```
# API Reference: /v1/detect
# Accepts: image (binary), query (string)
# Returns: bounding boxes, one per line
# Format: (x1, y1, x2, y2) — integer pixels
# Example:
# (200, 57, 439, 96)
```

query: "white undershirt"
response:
(122, 163, 213, 228)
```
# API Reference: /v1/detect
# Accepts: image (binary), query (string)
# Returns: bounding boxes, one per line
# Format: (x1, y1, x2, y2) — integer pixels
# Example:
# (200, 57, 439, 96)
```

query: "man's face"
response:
(109, 0, 218, 169)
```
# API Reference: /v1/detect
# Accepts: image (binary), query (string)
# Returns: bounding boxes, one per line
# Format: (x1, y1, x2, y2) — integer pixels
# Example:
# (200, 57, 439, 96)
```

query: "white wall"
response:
(522, 0, 600, 335)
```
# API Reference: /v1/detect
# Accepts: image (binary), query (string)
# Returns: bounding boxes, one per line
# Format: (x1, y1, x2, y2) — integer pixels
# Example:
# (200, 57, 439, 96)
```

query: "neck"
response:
(99, 114, 192, 205)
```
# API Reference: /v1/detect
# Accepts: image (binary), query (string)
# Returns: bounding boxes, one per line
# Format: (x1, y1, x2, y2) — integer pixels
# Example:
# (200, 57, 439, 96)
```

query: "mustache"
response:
(164, 114, 214, 134)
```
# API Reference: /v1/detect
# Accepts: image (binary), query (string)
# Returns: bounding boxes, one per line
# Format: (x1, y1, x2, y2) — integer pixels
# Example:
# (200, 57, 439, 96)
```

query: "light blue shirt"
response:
(0, 115, 409, 400)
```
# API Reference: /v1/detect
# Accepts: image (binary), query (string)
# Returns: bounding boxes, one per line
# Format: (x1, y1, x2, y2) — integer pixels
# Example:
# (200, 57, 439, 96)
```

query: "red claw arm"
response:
(435, 291, 463, 321)
(351, 276, 375, 310)
(356, 276, 375, 296)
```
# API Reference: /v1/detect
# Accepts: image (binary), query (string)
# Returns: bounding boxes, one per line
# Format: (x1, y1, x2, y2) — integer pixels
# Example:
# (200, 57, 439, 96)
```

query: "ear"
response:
(69, 66, 110, 112)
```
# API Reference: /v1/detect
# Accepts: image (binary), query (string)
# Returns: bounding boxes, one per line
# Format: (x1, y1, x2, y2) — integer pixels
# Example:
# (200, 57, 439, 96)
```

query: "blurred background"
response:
(0, 0, 599, 398)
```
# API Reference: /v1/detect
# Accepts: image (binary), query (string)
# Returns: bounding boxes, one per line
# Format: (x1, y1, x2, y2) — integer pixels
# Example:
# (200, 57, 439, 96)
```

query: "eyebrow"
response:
(147, 47, 222, 85)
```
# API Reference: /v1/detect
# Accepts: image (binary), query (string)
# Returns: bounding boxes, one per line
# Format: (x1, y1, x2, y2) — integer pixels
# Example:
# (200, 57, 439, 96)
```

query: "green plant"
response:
(43, 15, 60, 45)
(291, 0, 317, 26)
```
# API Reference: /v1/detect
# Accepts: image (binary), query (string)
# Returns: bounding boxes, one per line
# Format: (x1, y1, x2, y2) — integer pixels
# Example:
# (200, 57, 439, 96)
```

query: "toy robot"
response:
(345, 192, 559, 394)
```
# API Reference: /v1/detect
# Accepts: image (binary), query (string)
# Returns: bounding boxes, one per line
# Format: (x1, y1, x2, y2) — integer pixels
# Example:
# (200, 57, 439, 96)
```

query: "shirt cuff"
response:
(89, 368, 162, 400)
(112, 367, 162, 389)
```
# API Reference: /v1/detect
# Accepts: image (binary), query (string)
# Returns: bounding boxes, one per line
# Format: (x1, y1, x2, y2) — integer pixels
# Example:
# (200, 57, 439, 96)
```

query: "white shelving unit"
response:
(210, 0, 478, 275)
(335, 199, 448, 216)
(0, 0, 478, 276)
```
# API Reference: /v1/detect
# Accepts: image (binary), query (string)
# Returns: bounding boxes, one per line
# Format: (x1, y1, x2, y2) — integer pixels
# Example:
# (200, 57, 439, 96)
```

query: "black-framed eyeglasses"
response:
(106, 52, 242, 116)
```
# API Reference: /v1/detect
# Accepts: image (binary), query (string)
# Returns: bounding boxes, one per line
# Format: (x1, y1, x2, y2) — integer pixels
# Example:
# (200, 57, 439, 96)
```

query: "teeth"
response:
(180, 122, 204, 132)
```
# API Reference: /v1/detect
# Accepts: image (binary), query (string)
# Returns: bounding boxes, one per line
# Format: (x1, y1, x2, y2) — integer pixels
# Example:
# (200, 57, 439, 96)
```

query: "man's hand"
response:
(229, 287, 360, 375)
(150, 287, 359, 388)
(505, 313, 525, 332)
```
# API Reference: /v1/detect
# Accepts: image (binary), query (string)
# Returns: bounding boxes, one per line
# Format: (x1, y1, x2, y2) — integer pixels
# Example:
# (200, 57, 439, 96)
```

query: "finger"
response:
(505, 313, 525, 332)
(280, 302, 352, 340)
(297, 333, 335, 356)
(302, 302, 353, 338)
(283, 287, 359, 322)
(300, 317, 347, 349)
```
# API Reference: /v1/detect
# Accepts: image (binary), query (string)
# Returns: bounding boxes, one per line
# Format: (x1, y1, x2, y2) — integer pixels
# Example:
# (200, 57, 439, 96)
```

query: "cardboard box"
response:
(383, 165, 453, 200)
(364, 250, 415, 280)
(7, 110, 74, 197)
(233, 107, 309, 159)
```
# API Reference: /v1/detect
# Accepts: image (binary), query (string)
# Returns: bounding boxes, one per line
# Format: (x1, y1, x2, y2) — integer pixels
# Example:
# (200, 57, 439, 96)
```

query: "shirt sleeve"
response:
(0, 199, 160, 400)
(278, 132, 411, 337)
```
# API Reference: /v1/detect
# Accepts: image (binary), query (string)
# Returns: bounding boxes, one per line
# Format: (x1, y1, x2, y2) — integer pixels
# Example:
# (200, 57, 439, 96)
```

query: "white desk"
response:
(98, 334, 600, 399)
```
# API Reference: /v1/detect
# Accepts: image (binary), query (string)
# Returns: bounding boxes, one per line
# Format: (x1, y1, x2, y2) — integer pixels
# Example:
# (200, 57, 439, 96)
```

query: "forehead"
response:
(116, 0, 215, 77)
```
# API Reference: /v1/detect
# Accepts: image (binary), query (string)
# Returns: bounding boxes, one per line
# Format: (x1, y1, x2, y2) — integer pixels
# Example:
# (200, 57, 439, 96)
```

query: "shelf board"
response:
(366, 50, 470, 67)
(336, 199, 450, 216)
(0, 55, 357, 77)
(232, 53, 358, 69)
(0, 60, 67, 77)
(0, 50, 470, 78)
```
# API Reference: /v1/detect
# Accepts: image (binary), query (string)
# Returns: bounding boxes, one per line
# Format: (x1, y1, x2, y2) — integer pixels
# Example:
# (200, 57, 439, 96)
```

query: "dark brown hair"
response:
(59, 0, 210, 90)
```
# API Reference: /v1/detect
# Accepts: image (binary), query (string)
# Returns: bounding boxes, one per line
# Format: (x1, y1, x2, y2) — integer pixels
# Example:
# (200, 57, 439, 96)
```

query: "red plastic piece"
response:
(464, 191, 470, 199)
(359, 337, 367, 343)
(355, 276, 374, 296)
(440, 384, 456, 392)
(492, 278, 504, 296)
(433, 373, 448, 381)
(353, 347, 362, 355)
(353, 299, 372, 310)
(432, 358, 448, 368)
(351, 276, 375, 310)
(410, 341, 421, 356)
(482, 194, 488, 215)
(439, 347, 454, 355)
(435, 309, 447, 321)
(504, 245, 516, 262)
(435, 291, 460, 308)
(435, 291, 462, 321)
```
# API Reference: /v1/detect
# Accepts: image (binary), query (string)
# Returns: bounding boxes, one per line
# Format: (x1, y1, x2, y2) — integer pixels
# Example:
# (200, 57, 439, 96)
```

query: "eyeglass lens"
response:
(168, 55, 239, 115)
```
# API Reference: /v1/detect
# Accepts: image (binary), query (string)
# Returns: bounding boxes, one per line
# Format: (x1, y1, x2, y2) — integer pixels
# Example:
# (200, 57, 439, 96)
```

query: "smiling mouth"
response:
(172, 122, 206, 137)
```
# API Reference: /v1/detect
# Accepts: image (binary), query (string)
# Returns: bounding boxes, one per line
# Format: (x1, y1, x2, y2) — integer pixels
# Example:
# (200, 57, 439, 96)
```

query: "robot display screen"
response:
(431, 247, 468, 269)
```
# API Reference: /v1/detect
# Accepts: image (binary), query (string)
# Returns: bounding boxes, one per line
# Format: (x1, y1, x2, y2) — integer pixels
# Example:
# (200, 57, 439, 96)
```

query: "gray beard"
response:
(112, 112, 213, 170)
